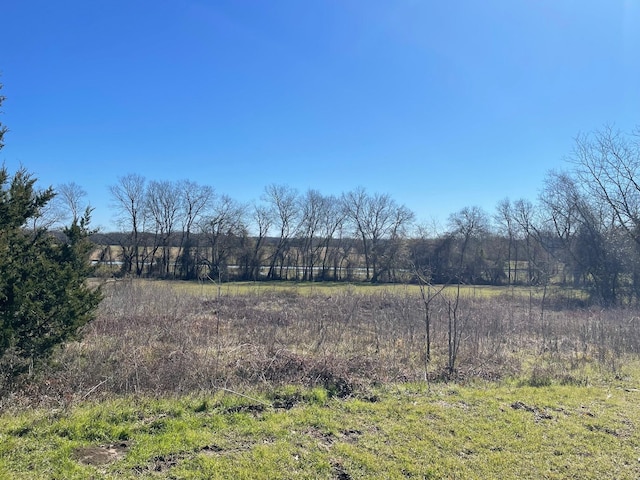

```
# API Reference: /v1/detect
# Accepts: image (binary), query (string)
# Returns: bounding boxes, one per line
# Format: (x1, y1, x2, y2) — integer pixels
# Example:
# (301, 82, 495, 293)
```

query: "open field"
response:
(1, 280, 640, 478)
(9, 279, 615, 401)
(3, 380, 640, 479)
(158, 278, 587, 301)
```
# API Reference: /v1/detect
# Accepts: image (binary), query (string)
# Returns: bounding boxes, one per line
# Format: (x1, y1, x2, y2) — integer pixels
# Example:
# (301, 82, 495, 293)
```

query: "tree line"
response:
(80, 124, 639, 305)
(99, 180, 415, 284)
(16, 124, 640, 305)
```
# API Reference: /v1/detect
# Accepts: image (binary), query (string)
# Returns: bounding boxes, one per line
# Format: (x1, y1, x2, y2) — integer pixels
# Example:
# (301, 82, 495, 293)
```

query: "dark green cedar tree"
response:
(0, 82, 102, 385)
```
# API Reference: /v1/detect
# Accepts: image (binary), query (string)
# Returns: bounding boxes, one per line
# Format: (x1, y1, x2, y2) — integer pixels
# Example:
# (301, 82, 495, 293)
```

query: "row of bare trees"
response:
(103, 179, 416, 283)
(95, 125, 640, 303)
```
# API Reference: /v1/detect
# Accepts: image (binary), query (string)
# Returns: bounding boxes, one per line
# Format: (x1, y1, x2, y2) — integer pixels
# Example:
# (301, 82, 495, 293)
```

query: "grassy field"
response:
(2, 379, 640, 479)
(1, 280, 638, 478)
(164, 278, 584, 297)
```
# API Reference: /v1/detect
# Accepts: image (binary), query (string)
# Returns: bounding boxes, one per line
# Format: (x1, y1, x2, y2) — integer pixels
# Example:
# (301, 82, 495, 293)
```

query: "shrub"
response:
(0, 167, 101, 389)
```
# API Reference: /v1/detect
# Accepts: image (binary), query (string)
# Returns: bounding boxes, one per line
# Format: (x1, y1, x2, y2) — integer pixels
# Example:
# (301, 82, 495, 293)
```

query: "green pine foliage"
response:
(0, 167, 102, 385)
(0, 85, 102, 387)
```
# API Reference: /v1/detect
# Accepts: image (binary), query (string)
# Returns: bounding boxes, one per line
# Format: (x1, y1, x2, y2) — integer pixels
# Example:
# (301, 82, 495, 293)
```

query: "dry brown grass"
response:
(6, 279, 640, 407)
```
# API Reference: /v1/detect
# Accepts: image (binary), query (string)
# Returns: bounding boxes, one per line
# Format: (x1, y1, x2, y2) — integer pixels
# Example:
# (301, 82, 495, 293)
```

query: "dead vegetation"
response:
(5, 280, 640, 407)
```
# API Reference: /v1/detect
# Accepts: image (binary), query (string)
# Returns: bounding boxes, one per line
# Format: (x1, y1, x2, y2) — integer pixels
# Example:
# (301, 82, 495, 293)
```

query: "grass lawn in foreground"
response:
(1, 379, 640, 479)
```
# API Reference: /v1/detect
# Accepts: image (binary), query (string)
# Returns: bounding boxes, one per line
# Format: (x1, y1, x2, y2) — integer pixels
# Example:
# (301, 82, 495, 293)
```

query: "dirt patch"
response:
(149, 453, 181, 472)
(72, 441, 130, 465)
(511, 401, 553, 421)
(586, 423, 620, 437)
(200, 444, 225, 455)
(332, 461, 352, 480)
(224, 403, 266, 415)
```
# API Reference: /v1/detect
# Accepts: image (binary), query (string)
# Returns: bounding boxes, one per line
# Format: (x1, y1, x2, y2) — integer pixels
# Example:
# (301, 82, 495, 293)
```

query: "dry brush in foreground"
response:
(7, 280, 640, 407)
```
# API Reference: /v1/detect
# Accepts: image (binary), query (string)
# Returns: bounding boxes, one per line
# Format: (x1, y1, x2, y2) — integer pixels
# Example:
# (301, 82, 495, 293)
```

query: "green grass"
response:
(145, 278, 584, 301)
(2, 376, 640, 479)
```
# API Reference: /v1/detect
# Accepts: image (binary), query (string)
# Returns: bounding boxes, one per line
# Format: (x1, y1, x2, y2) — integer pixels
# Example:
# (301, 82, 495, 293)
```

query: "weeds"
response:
(3, 280, 640, 477)
(3, 280, 640, 407)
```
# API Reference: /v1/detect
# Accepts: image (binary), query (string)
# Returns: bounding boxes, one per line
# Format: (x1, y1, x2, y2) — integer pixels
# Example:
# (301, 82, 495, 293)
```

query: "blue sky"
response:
(1, 1, 640, 232)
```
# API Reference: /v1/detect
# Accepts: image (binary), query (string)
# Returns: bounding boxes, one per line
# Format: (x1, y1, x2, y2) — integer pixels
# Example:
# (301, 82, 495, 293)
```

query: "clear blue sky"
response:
(1, 1, 639, 232)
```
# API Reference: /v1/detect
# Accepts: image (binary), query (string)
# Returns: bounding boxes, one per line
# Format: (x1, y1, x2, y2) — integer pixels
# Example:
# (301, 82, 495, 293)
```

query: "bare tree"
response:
(445, 284, 465, 375)
(57, 182, 88, 224)
(448, 206, 490, 283)
(512, 198, 542, 285)
(200, 195, 246, 281)
(298, 189, 323, 281)
(380, 202, 415, 281)
(443, 206, 490, 373)
(341, 187, 371, 279)
(246, 203, 273, 281)
(571, 125, 640, 246)
(26, 189, 65, 232)
(263, 184, 300, 280)
(176, 180, 214, 279)
(568, 125, 640, 300)
(342, 187, 415, 282)
(540, 170, 621, 304)
(317, 194, 345, 281)
(413, 264, 446, 380)
(298, 190, 344, 281)
(146, 180, 182, 276)
(109, 174, 148, 276)
(494, 198, 517, 285)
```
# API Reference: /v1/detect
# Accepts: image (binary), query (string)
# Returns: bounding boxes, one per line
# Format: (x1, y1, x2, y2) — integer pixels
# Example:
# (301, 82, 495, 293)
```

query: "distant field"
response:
(153, 278, 586, 301)
(0, 279, 632, 478)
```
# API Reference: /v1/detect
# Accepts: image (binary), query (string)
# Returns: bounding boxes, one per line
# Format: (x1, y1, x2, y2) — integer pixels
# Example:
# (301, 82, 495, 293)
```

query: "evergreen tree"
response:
(0, 84, 102, 385)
